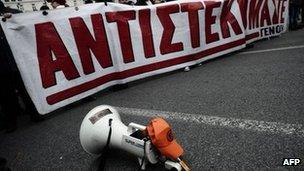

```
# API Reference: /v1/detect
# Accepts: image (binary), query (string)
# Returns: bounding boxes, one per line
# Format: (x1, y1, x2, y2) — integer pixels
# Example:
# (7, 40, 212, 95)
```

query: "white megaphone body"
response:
(79, 105, 182, 170)
(79, 105, 126, 154)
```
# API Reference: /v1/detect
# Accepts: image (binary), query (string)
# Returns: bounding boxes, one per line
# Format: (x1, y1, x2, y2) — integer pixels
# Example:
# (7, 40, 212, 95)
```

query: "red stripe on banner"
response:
(245, 32, 260, 41)
(46, 38, 246, 105)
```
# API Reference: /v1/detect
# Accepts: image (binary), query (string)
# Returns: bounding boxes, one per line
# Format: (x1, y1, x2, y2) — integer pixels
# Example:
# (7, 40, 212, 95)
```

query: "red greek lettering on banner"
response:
(35, 22, 80, 88)
(69, 14, 113, 75)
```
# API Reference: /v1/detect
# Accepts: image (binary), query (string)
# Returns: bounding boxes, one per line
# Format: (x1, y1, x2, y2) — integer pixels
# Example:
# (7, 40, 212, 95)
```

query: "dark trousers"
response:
(290, 5, 300, 29)
(302, 3, 304, 23)
(0, 75, 20, 129)
(14, 72, 40, 117)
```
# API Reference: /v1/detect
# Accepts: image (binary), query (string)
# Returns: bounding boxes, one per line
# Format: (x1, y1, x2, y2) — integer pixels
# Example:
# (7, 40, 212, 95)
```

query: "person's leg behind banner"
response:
(14, 74, 44, 122)
(302, 1, 304, 25)
(295, 4, 300, 29)
(0, 26, 21, 133)
(0, 75, 21, 133)
(289, 3, 295, 30)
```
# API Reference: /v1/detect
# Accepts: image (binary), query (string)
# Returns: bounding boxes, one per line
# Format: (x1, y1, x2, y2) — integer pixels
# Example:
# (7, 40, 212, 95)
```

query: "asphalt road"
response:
(0, 29, 304, 170)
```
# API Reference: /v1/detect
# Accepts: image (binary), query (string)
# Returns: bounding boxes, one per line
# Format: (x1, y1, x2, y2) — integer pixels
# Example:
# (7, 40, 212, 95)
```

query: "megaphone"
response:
(80, 105, 187, 170)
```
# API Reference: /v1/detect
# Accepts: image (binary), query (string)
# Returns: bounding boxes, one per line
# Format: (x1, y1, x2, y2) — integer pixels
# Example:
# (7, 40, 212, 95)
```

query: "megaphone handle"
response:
(106, 119, 113, 148)
(138, 138, 148, 170)
(97, 119, 113, 171)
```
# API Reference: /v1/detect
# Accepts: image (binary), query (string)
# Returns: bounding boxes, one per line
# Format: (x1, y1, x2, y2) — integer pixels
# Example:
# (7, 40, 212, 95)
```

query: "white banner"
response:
(0, 0, 289, 114)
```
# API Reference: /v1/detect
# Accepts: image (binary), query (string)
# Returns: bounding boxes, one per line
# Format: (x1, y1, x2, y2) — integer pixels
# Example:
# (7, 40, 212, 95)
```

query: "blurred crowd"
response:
(21, 0, 176, 11)
(101, 0, 176, 5)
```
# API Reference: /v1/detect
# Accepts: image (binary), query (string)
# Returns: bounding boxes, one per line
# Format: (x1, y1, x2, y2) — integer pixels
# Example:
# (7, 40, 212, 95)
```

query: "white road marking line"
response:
(116, 107, 304, 137)
(240, 45, 304, 55)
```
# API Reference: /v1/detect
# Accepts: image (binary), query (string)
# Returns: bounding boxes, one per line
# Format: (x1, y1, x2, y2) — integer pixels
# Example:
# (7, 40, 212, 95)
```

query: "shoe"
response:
(30, 113, 44, 122)
(111, 84, 129, 91)
(81, 96, 97, 103)
(0, 157, 11, 171)
(0, 122, 5, 131)
(26, 108, 44, 122)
